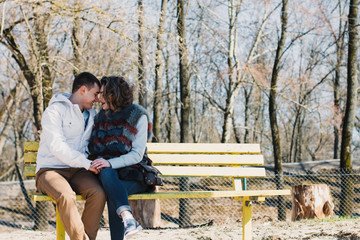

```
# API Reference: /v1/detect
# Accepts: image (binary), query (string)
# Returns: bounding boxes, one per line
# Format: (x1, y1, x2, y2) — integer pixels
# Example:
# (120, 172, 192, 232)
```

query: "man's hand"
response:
(91, 158, 111, 172)
(88, 165, 100, 174)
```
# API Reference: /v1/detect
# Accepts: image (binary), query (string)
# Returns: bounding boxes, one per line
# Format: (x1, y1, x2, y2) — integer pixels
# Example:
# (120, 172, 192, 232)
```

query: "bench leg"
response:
(242, 196, 252, 240)
(56, 205, 66, 240)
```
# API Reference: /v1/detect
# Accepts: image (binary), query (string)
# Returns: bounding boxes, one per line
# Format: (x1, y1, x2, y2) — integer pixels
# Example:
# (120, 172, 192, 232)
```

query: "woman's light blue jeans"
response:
(99, 167, 151, 240)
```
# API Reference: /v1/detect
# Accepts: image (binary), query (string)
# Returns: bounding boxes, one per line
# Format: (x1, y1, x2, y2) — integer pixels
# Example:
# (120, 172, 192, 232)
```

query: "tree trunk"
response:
(71, 12, 82, 77)
(333, 60, 341, 157)
(0, 83, 19, 154)
(138, 0, 147, 108)
(333, 11, 346, 159)
(177, 0, 191, 227)
(2, 27, 43, 135)
(177, 0, 191, 144)
(253, 94, 264, 143)
(269, 0, 288, 221)
(243, 87, 252, 143)
(232, 114, 241, 143)
(153, 0, 168, 142)
(340, 0, 358, 217)
(165, 54, 175, 143)
(291, 184, 334, 221)
(295, 115, 304, 162)
(221, 0, 241, 143)
(289, 106, 300, 163)
(221, 100, 234, 143)
(0, 82, 27, 155)
(34, 11, 52, 110)
(33, 11, 54, 230)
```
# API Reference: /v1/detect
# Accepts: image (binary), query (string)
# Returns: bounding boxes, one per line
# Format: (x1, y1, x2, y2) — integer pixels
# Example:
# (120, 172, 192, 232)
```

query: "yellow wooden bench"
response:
(24, 141, 291, 240)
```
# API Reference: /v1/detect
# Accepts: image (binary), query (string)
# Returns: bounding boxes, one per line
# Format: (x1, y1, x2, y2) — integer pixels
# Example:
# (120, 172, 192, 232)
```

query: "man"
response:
(36, 72, 106, 240)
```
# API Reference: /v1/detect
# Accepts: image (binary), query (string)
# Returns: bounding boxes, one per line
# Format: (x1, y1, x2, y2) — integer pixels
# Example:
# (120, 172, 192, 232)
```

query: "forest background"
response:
(0, 0, 359, 217)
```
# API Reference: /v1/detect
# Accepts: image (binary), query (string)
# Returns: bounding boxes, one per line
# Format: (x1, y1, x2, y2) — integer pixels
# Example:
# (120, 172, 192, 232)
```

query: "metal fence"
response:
(0, 171, 359, 232)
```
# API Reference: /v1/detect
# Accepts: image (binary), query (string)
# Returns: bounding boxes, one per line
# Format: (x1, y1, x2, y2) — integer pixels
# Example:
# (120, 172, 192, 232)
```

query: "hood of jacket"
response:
(48, 93, 72, 105)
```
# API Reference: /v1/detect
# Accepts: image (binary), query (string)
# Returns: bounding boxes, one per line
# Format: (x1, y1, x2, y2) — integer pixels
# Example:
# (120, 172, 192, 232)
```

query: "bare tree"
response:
(138, 0, 147, 108)
(331, 1, 347, 160)
(221, 0, 241, 143)
(319, 0, 348, 160)
(0, 3, 54, 138)
(177, 0, 191, 227)
(33, 7, 53, 109)
(153, 0, 168, 142)
(340, 0, 358, 217)
(71, 3, 82, 76)
(269, 0, 288, 220)
(204, 0, 271, 144)
(0, 81, 25, 156)
(1, 25, 42, 136)
(164, 51, 177, 143)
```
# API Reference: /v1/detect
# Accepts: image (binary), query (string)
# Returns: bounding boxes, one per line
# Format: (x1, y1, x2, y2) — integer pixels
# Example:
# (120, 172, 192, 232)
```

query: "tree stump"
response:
(129, 187, 161, 228)
(291, 184, 334, 221)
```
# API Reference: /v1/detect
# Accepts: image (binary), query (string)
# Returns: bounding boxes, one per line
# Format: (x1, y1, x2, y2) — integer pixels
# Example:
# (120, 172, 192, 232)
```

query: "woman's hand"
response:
(91, 158, 111, 171)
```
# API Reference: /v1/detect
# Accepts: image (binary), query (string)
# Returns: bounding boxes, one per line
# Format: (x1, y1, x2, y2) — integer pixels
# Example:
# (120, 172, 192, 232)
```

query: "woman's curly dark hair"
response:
(100, 76, 134, 111)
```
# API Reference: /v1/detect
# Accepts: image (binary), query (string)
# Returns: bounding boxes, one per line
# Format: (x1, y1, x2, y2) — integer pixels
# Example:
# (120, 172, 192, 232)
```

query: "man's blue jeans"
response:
(99, 167, 150, 240)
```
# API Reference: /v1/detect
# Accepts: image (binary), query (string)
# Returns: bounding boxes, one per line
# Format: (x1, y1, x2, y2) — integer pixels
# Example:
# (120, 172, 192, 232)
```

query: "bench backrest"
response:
(24, 142, 265, 183)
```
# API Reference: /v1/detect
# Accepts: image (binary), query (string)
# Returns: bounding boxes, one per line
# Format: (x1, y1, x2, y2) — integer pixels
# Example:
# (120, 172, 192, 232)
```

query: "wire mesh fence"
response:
(0, 170, 359, 232)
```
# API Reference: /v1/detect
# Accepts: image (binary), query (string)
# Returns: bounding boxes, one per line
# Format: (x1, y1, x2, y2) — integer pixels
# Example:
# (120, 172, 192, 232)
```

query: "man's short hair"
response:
(72, 72, 100, 93)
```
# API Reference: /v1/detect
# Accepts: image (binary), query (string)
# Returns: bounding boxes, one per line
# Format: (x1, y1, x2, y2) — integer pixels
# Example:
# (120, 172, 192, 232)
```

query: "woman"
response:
(88, 76, 153, 239)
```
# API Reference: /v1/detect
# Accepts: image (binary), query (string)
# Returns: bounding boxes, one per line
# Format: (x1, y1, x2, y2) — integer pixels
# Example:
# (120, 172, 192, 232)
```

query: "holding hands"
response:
(89, 158, 111, 174)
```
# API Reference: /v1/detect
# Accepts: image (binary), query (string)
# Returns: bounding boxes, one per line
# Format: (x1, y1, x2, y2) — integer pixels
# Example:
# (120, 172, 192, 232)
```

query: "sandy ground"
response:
(1, 218, 359, 240)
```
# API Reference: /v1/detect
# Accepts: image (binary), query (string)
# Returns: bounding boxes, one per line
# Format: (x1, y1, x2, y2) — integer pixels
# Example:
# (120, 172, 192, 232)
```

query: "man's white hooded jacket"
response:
(36, 93, 96, 173)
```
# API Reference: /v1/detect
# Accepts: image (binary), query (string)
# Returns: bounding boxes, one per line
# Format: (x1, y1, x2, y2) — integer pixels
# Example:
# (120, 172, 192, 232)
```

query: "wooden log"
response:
(129, 187, 161, 228)
(291, 184, 334, 221)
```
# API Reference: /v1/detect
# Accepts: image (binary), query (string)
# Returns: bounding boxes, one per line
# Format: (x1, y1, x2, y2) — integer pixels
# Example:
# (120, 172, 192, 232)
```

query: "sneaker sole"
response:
(125, 225, 143, 237)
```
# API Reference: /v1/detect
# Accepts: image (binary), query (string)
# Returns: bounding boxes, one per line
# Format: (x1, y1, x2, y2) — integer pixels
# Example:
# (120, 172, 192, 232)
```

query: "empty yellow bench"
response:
(24, 141, 290, 240)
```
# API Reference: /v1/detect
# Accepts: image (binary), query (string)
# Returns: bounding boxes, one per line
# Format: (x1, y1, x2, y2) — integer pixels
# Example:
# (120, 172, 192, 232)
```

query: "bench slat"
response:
(24, 165, 266, 178)
(24, 142, 39, 152)
(24, 142, 262, 154)
(25, 153, 264, 165)
(32, 189, 290, 201)
(157, 166, 266, 177)
(128, 190, 291, 200)
(25, 166, 36, 178)
(24, 152, 37, 164)
(150, 154, 264, 165)
(147, 143, 261, 154)
(33, 194, 85, 201)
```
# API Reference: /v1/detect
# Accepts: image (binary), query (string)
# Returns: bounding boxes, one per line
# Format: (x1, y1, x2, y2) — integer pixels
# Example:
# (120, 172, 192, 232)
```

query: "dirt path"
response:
(1, 218, 359, 240)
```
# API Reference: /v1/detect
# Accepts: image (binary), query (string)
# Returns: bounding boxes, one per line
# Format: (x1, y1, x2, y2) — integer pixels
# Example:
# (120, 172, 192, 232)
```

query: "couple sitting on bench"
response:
(35, 72, 152, 240)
